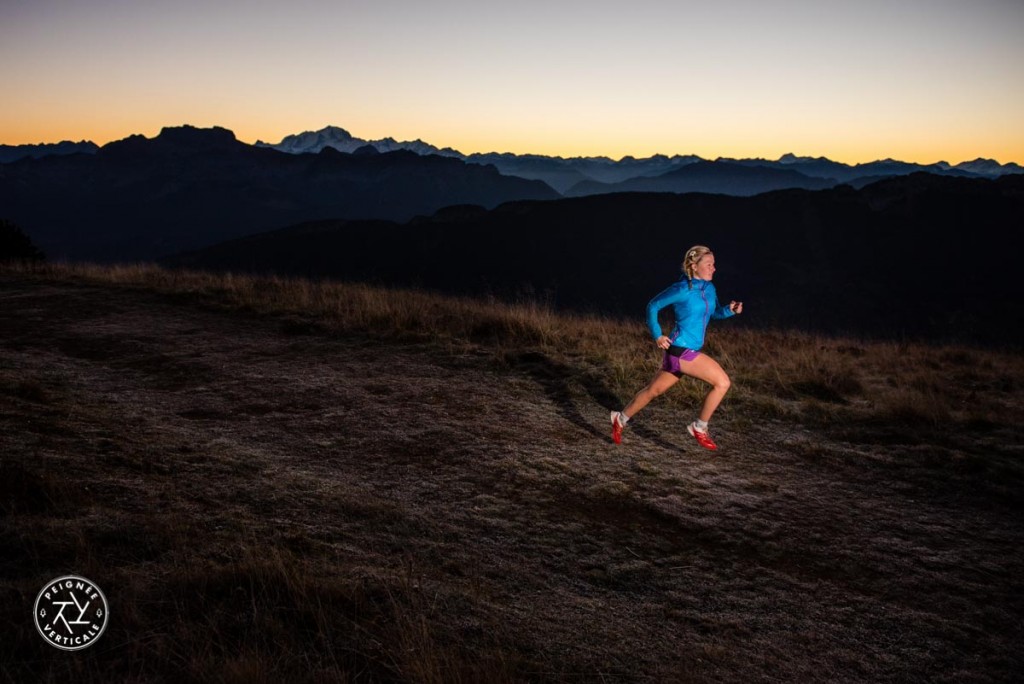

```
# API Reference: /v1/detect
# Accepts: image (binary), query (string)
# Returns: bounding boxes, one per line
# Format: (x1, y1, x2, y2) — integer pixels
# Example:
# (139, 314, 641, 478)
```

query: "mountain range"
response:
(4, 125, 1021, 193)
(0, 125, 556, 261)
(251, 126, 1023, 191)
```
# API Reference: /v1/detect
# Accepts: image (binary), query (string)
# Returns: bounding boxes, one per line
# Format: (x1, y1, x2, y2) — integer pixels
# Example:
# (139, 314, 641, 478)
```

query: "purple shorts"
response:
(661, 346, 701, 377)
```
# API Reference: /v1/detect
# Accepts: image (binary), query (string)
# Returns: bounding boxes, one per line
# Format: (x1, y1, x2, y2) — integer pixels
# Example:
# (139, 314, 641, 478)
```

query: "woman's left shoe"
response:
(610, 411, 625, 444)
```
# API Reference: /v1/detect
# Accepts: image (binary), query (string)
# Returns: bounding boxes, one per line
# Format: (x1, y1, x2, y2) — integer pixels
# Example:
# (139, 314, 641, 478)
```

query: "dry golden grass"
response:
(2, 261, 1022, 683)
(11, 261, 1020, 431)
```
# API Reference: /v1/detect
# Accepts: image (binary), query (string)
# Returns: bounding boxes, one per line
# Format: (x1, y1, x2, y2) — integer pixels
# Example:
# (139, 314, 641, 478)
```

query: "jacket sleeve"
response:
(646, 285, 684, 339)
(710, 286, 735, 320)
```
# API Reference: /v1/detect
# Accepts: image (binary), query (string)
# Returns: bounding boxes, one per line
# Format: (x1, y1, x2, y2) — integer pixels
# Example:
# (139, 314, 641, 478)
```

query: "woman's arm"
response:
(710, 286, 740, 320)
(645, 286, 684, 340)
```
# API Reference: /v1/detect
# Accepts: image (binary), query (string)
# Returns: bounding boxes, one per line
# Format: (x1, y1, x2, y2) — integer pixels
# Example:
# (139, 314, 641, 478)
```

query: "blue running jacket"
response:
(646, 276, 734, 351)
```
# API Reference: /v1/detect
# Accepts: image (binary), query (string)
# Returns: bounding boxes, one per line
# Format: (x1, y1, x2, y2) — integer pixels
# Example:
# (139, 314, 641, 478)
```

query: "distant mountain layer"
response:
(566, 160, 837, 197)
(164, 173, 1024, 347)
(253, 126, 709, 191)
(0, 126, 557, 262)
(254, 126, 1024, 192)
(7, 125, 1021, 195)
(255, 125, 461, 157)
(0, 140, 98, 163)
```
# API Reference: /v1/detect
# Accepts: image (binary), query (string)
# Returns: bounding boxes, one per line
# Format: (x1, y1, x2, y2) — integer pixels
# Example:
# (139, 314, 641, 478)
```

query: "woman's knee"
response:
(715, 373, 731, 392)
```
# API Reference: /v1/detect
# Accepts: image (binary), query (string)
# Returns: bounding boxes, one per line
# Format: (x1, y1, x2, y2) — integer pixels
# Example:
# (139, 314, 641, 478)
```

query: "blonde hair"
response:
(681, 245, 712, 279)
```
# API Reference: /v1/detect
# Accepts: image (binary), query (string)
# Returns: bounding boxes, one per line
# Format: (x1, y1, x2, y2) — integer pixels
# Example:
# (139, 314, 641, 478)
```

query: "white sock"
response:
(618, 411, 630, 425)
(694, 419, 709, 432)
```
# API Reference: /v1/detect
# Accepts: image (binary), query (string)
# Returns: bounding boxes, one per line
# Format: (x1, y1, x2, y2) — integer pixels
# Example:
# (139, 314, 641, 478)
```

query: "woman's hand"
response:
(656, 335, 671, 350)
(729, 301, 744, 314)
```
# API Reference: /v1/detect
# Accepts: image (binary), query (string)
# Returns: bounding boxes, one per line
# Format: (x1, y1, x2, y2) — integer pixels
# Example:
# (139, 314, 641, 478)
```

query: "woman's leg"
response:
(622, 371, 680, 419)
(680, 354, 731, 423)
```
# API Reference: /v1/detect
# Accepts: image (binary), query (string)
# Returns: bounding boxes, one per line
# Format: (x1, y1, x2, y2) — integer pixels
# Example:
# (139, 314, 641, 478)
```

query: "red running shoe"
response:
(610, 411, 624, 444)
(687, 422, 718, 451)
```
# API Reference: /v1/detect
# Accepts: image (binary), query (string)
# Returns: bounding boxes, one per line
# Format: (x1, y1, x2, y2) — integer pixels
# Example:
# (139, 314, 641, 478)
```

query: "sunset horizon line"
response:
(3, 122, 1023, 168)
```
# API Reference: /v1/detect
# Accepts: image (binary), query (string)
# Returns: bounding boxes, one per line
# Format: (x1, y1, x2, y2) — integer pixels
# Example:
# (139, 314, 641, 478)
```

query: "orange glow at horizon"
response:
(2, 1, 1023, 166)
(4, 115, 1023, 167)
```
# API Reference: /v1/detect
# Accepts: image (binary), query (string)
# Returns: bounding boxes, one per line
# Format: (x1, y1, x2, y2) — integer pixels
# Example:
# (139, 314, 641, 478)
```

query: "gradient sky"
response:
(2, 0, 1023, 164)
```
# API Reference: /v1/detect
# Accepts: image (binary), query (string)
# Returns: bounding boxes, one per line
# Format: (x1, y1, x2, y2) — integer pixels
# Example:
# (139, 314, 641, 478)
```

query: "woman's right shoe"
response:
(687, 422, 718, 451)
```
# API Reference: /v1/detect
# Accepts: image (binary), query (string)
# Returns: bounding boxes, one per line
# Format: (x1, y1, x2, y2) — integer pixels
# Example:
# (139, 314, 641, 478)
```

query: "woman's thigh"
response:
(680, 353, 728, 386)
(646, 370, 680, 394)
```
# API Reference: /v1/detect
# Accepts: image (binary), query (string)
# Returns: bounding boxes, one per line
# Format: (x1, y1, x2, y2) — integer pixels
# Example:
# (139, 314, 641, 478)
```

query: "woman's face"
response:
(694, 253, 715, 281)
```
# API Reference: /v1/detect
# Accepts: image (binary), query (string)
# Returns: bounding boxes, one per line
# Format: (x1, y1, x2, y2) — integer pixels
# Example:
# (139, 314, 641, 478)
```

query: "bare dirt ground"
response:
(2, 272, 1022, 682)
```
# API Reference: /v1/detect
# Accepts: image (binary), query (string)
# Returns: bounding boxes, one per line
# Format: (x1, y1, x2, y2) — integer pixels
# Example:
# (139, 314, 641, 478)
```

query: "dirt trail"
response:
(2, 274, 1022, 682)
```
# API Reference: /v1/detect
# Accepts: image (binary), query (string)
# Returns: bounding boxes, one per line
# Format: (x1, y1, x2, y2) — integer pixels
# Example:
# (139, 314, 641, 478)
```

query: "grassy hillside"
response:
(2, 263, 1022, 682)
(165, 173, 1024, 347)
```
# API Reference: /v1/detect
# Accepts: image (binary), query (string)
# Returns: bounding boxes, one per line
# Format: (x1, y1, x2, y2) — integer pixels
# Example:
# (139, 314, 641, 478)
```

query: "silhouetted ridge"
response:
(164, 173, 1024, 346)
(567, 160, 836, 197)
(353, 144, 380, 156)
(0, 140, 98, 164)
(1, 126, 558, 261)
(156, 125, 237, 146)
(99, 125, 246, 160)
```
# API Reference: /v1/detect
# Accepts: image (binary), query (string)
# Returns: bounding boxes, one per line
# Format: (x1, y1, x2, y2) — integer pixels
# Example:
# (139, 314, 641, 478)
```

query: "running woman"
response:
(611, 245, 743, 451)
